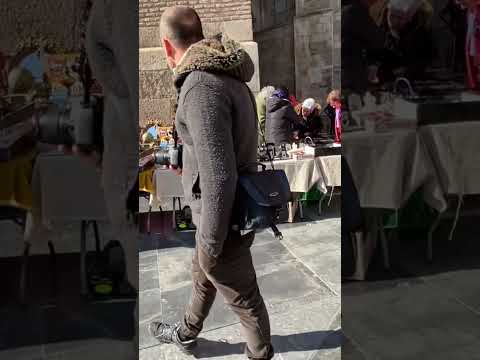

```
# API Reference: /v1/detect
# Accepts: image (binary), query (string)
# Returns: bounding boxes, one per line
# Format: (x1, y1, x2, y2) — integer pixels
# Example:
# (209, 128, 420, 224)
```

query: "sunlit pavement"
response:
(138, 204, 341, 360)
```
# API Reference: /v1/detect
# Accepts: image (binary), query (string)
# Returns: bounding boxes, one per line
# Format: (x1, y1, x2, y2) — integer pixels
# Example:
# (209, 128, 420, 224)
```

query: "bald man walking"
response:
(148, 7, 274, 360)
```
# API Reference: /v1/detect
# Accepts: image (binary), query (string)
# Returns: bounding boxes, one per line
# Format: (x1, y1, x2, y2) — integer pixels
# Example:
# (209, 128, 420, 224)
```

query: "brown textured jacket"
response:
(174, 35, 257, 258)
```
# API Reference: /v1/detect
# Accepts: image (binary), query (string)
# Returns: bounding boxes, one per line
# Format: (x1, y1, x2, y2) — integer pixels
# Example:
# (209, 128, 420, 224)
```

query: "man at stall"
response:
(148, 6, 274, 360)
(295, 98, 323, 138)
(369, 0, 434, 83)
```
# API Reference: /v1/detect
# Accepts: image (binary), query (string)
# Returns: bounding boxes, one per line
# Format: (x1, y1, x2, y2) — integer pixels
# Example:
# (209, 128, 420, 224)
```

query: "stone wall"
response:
(294, 0, 340, 103)
(0, 0, 86, 53)
(255, 24, 296, 92)
(139, 0, 260, 126)
(253, 0, 340, 103)
(252, 0, 296, 93)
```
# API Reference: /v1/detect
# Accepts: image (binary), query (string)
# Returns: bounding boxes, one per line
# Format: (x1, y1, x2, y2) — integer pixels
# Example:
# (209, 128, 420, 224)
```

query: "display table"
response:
(264, 157, 324, 193)
(26, 152, 108, 295)
(0, 150, 36, 303)
(420, 122, 480, 196)
(343, 129, 445, 212)
(419, 121, 480, 260)
(342, 129, 445, 279)
(0, 150, 36, 210)
(151, 155, 341, 225)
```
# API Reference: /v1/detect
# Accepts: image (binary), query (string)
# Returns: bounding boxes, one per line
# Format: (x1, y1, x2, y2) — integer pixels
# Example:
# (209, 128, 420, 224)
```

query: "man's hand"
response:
(58, 144, 102, 168)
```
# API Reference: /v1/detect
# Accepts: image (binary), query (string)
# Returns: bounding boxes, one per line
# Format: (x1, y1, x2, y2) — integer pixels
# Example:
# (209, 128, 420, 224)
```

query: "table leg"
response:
(288, 193, 299, 223)
(147, 205, 152, 235)
(92, 221, 101, 253)
(319, 193, 326, 215)
(172, 198, 177, 230)
(427, 211, 442, 263)
(48, 241, 57, 301)
(80, 221, 88, 296)
(379, 219, 390, 269)
(19, 242, 30, 305)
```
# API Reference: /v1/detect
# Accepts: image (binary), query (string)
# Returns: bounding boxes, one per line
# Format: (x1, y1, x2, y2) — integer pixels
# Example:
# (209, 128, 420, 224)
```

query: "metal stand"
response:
(80, 221, 88, 296)
(80, 220, 102, 297)
(19, 242, 30, 305)
(172, 197, 182, 230)
(48, 241, 57, 300)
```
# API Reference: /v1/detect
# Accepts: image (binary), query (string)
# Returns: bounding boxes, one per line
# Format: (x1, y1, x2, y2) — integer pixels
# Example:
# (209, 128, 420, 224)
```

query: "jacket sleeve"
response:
(287, 104, 300, 130)
(183, 83, 238, 258)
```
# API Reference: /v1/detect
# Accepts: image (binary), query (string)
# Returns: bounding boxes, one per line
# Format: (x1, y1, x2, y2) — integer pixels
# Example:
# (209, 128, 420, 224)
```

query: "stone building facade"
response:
(0, 1, 86, 53)
(139, 0, 260, 126)
(252, 0, 340, 105)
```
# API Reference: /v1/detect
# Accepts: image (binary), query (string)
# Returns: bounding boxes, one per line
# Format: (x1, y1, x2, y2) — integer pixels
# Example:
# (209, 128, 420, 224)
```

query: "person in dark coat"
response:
(294, 98, 323, 138)
(369, 0, 434, 83)
(265, 87, 299, 145)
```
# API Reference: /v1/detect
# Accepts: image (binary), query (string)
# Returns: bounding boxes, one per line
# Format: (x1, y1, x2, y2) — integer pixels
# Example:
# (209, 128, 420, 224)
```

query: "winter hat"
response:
(302, 98, 316, 111)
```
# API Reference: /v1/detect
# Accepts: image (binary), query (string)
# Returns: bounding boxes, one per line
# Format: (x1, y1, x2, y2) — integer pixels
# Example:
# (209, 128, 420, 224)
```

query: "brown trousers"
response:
(180, 231, 274, 359)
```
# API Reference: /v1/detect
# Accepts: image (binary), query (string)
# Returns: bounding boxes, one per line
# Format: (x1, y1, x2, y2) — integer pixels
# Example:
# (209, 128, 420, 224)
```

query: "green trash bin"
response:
(382, 191, 436, 230)
(299, 188, 323, 209)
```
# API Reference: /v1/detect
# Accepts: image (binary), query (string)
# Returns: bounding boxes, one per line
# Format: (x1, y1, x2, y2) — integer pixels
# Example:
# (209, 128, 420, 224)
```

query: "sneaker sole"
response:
(148, 324, 197, 355)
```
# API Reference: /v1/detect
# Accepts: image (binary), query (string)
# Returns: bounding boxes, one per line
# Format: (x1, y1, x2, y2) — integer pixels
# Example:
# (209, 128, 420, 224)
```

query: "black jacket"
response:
(320, 105, 336, 139)
(265, 96, 298, 145)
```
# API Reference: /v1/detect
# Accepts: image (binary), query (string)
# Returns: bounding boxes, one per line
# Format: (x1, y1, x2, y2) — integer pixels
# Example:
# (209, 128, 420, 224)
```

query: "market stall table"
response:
(263, 155, 340, 221)
(342, 128, 445, 278)
(26, 152, 108, 296)
(0, 150, 36, 303)
(154, 167, 184, 230)
(316, 155, 342, 213)
(419, 121, 480, 260)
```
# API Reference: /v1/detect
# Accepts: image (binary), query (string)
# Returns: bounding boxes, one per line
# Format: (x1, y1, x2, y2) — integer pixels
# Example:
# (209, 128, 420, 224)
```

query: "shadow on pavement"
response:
(190, 330, 342, 358)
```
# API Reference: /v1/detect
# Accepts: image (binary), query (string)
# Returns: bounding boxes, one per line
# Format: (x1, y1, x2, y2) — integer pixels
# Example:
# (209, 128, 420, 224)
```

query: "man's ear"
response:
(162, 37, 177, 69)
(162, 38, 174, 58)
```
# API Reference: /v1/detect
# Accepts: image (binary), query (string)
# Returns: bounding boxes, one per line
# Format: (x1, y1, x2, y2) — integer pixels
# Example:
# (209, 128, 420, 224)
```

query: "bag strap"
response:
(238, 162, 267, 174)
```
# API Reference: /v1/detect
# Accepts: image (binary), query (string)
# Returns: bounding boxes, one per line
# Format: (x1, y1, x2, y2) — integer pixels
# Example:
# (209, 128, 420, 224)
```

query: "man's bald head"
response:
(160, 6, 204, 51)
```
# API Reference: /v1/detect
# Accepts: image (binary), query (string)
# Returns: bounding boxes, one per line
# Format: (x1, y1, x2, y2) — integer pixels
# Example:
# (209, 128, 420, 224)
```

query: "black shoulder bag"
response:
(230, 87, 292, 240)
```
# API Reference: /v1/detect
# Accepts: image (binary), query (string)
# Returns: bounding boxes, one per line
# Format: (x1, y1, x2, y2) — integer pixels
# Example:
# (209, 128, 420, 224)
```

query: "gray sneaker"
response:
(148, 322, 197, 354)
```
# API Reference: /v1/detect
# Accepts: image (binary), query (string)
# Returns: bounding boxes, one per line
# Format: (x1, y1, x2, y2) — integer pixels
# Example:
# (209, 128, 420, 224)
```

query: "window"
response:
(274, 0, 288, 14)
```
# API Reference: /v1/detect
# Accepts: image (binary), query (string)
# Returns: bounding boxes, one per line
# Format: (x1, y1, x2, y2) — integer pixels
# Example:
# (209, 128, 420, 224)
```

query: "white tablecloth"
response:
(265, 157, 324, 193)
(343, 129, 446, 212)
(25, 152, 108, 242)
(420, 122, 480, 196)
(152, 156, 341, 204)
(154, 168, 184, 202)
(317, 155, 341, 192)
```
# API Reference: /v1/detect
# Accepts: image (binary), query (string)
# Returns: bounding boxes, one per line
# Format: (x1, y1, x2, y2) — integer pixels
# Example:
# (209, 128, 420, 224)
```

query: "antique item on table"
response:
(34, 95, 103, 151)
(257, 143, 270, 162)
(0, 103, 36, 161)
(303, 137, 323, 157)
(139, 148, 156, 172)
(154, 147, 170, 167)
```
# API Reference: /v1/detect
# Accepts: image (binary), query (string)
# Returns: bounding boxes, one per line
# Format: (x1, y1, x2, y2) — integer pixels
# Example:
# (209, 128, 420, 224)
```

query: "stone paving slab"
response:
(141, 298, 341, 360)
(0, 339, 135, 360)
(139, 217, 341, 359)
(343, 280, 480, 360)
